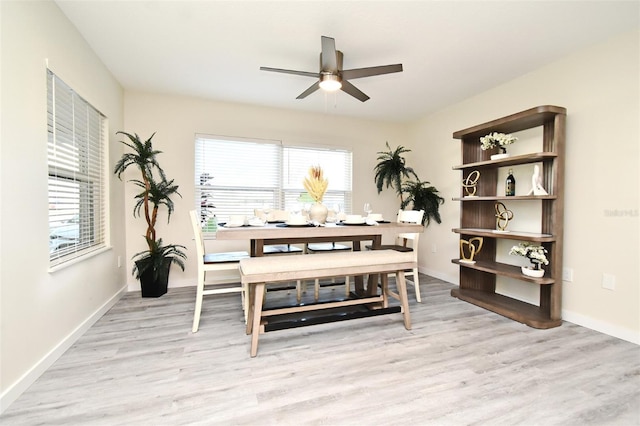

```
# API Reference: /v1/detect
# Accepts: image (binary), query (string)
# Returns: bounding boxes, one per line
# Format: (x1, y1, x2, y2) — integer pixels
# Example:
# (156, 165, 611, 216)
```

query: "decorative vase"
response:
(521, 266, 545, 278)
(491, 147, 509, 160)
(309, 202, 328, 224)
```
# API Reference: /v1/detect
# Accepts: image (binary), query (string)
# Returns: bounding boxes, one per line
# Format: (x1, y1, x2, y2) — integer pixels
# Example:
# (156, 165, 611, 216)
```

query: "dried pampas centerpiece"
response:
(303, 166, 329, 223)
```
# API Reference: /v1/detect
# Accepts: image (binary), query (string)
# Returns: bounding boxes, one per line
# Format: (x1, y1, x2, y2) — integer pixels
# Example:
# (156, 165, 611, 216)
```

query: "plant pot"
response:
(491, 146, 509, 160)
(521, 266, 544, 278)
(137, 258, 172, 297)
(309, 202, 328, 224)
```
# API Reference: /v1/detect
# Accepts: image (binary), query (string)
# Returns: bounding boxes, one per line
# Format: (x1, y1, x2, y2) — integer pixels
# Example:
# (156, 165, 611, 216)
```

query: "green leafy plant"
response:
(400, 180, 445, 226)
(114, 131, 186, 281)
(374, 142, 418, 204)
(374, 142, 443, 226)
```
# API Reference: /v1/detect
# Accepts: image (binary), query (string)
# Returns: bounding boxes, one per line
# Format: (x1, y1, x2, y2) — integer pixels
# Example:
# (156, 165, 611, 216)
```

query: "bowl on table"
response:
(344, 214, 365, 224)
(368, 213, 384, 222)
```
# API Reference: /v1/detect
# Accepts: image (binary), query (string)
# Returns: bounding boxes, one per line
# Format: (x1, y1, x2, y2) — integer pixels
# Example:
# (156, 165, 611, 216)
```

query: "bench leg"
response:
(250, 283, 266, 357)
(245, 282, 255, 335)
(395, 271, 412, 330)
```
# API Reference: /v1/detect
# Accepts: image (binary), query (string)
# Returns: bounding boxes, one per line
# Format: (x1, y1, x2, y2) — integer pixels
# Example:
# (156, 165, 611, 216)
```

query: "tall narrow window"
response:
(48, 70, 107, 266)
(195, 135, 352, 230)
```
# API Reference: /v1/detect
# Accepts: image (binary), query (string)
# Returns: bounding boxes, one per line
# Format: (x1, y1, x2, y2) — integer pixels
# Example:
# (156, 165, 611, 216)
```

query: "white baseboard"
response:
(0, 284, 128, 414)
(562, 309, 640, 345)
(419, 266, 458, 286)
(420, 267, 638, 346)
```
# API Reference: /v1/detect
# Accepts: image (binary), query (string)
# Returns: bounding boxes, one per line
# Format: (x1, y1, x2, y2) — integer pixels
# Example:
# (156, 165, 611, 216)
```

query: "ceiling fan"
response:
(260, 36, 403, 102)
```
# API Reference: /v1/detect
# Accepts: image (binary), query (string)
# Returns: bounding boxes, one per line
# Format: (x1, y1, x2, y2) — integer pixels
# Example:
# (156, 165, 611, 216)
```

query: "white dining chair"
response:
(190, 210, 250, 332)
(367, 209, 424, 302)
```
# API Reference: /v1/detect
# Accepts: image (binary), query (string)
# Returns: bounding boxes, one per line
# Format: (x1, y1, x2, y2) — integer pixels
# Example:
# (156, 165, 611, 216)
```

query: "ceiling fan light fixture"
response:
(319, 74, 342, 91)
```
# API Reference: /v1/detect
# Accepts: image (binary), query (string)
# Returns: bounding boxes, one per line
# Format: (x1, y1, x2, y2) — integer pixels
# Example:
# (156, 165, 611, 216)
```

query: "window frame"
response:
(194, 134, 353, 232)
(47, 69, 108, 268)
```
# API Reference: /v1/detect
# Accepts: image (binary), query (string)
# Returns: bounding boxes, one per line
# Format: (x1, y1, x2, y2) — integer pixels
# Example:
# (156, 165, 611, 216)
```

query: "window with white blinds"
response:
(48, 69, 107, 266)
(195, 135, 352, 229)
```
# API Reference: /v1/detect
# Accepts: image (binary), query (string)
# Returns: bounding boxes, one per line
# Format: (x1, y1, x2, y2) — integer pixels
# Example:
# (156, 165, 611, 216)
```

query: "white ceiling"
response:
(55, 0, 639, 123)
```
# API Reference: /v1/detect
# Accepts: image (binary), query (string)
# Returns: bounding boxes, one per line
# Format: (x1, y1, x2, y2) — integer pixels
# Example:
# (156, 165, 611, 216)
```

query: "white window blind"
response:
(195, 135, 352, 229)
(48, 70, 107, 266)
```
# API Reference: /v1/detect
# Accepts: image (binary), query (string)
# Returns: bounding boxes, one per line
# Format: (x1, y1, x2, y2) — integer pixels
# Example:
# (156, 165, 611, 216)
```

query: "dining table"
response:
(215, 220, 423, 295)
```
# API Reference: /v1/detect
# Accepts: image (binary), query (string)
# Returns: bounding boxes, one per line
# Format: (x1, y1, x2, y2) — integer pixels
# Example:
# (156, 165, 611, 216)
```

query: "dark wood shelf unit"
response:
(453, 195, 557, 201)
(451, 259, 555, 285)
(453, 152, 557, 170)
(451, 288, 563, 329)
(453, 228, 555, 242)
(452, 105, 566, 329)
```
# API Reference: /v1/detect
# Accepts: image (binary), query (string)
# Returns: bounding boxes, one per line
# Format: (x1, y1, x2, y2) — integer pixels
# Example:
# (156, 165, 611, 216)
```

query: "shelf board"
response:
(450, 288, 562, 329)
(453, 228, 555, 242)
(452, 105, 567, 139)
(451, 259, 554, 285)
(453, 152, 557, 170)
(453, 195, 557, 201)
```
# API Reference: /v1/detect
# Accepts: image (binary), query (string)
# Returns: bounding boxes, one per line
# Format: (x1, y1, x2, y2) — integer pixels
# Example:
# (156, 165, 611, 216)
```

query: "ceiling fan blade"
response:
(340, 80, 370, 102)
(260, 67, 319, 78)
(341, 64, 403, 80)
(320, 36, 338, 72)
(296, 81, 321, 99)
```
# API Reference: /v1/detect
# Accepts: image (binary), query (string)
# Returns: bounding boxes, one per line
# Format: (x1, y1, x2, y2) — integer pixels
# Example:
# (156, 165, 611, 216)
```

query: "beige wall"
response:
(0, 0, 126, 409)
(409, 29, 640, 343)
(122, 92, 408, 288)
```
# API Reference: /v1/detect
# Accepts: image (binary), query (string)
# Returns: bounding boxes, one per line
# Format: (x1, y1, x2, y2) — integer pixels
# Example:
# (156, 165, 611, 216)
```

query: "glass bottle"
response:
(505, 169, 516, 196)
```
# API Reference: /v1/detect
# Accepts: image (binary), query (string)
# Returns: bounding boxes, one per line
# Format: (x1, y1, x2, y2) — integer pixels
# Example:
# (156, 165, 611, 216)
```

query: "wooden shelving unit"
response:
(451, 105, 566, 329)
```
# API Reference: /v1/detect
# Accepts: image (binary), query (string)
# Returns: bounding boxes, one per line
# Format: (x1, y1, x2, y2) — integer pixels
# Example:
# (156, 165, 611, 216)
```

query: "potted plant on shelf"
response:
(373, 142, 444, 226)
(480, 132, 517, 160)
(509, 242, 548, 277)
(114, 131, 187, 297)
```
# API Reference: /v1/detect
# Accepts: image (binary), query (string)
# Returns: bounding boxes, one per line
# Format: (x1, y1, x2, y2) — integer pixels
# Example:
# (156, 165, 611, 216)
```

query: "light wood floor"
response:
(2, 275, 639, 425)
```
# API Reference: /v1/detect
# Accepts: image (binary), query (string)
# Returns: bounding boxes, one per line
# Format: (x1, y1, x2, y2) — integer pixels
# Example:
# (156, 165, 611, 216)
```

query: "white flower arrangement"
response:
(480, 132, 518, 151)
(509, 242, 549, 270)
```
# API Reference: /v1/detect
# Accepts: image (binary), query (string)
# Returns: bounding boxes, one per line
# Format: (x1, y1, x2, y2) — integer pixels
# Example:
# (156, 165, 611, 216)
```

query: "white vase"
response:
(521, 266, 545, 278)
(309, 202, 328, 224)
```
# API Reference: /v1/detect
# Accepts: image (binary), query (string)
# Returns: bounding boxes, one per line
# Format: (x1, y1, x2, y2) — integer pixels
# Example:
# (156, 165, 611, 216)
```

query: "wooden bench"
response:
(240, 250, 416, 357)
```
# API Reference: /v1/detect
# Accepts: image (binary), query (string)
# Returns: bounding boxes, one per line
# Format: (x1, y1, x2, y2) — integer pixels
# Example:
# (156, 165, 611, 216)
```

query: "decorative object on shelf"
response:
(505, 168, 516, 196)
(303, 165, 329, 223)
(494, 202, 513, 232)
(374, 142, 444, 226)
(509, 242, 549, 277)
(480, 132, 518, 160)
(459, 237, 483, 264)
(527, 164, 549, 196)
(462, 170, 480, 197)
(521, 267, 545, 278)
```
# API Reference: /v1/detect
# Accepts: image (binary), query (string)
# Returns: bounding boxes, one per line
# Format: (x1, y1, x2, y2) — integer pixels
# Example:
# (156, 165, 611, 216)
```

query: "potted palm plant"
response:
(400, 180, 445, 226)
(374, 142, 418, 205)
(114, 131, 187, 297)
(374, 142, 444, 226)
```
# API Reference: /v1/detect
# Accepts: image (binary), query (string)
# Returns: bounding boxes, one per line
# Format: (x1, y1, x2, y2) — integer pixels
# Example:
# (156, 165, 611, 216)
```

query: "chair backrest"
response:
(395, 210, 424, 253)
(189, 210, 206, 261)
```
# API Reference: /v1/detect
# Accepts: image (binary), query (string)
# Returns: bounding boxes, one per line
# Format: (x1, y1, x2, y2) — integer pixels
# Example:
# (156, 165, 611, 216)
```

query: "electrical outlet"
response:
(431, 244, 437, 253)
(602, 273, 616, 290)
(562, 267, 573, 282)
